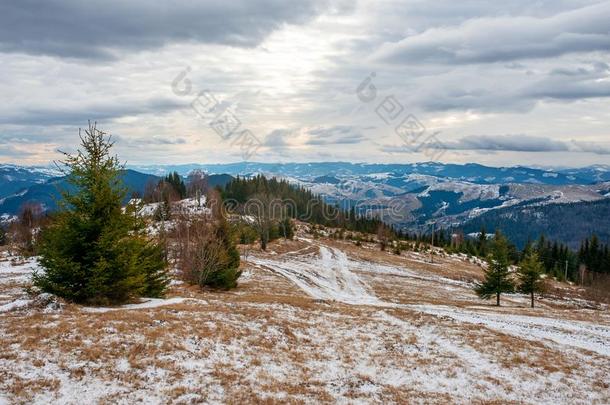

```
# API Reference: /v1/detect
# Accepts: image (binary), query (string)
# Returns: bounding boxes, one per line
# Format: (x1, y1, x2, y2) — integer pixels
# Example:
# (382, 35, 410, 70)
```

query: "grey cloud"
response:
(0, 98, 187, 126)
(0, 140, 57, 160)
(0, 135, 45, 144)
(374, 2, 610, 65)
(263, 129, 292, 147)
(525, 63, 610, 100)
(306, 126, 366, 145)
(572, 141, 610, 155)
(0, 0, 326, 59)
(526, 81, 610, 100)
(419, 88, 534, 113)
(411, 60, 610, 113)
(444, 134, 570, 152)
(114, 135, 187, 146)
(550, 61, 609, 76)
(262, 126, 366, 148)
(2, 1, 610, 166)
(0, 145, 36, 159)
(443, 134, 610, 155)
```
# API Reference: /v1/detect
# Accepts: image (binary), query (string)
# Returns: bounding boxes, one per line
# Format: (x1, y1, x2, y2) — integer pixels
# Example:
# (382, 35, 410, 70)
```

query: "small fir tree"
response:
(475, 231, 515, 306)
(204, 215, 241, 289)
(33, 123, 169, 305)
(478, 226, 488, 257)
(517, 252, 545, 308)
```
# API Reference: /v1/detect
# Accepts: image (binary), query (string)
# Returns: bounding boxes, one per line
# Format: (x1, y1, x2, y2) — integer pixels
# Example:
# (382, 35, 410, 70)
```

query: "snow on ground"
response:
(0, 214, 17, 224)
(250, 243, 610, 357)
(133, 197, 210, 218)
(409, 304, 610, 357)
(173, 197, 209, 215)
(249, 245, 472, 305)
(249, 246, 381, 305)
(81, 297, 203, 313)
(1, 239, 609, 403)
(0, 255, 38, 285)
(0, 298, 32, 313)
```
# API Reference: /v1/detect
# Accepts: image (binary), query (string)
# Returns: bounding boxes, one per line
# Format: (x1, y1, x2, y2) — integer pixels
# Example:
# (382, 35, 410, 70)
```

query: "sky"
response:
(1, 0, 610, 168)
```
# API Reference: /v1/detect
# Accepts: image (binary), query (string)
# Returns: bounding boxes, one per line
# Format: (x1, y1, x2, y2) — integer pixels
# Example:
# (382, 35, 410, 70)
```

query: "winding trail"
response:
(249, 244, 610, 357)
(250, 246, 381, 305)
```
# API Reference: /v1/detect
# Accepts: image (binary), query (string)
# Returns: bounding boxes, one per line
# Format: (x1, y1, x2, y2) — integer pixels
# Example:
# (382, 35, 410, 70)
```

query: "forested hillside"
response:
(222, 175, 391, 235)
(462, 199, 610, 249)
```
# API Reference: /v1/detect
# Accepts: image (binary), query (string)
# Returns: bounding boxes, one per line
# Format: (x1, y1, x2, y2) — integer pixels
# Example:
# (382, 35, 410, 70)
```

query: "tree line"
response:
(221, 175, 395, 249)
(401, 225, 610, 283)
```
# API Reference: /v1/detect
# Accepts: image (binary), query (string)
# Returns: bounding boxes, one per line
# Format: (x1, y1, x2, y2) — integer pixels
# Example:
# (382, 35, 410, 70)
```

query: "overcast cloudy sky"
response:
(1, 0, 610, 167)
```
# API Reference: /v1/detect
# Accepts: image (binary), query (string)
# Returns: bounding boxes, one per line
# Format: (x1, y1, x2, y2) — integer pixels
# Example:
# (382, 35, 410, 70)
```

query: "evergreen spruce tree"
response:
(0, 225, 6, 246)
(474, 231, 515, 306)
(165, 172, 187, 199)
(517, 252, 545, 308)
(33, 123, 169, 305)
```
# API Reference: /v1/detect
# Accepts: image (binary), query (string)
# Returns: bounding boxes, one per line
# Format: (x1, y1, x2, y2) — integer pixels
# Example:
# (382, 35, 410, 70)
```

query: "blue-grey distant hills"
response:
(0, 169, 160, 216)
(461, 198, 610, 250)
(0, 166, 234, 216)
(131, 162, 605, 185)
(2, 162, 610, 248)
(130, 161, 610, 248)
(0, 164, 61, 199)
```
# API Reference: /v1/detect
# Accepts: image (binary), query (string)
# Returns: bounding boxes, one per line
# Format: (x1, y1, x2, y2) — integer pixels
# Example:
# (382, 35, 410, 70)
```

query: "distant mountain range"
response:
(2, 162, 609, 248)
(0, 169, 159, 216)
(129, 162, 610, 247)
(130, 162, 610, 185)
(0, 164, 62, 199)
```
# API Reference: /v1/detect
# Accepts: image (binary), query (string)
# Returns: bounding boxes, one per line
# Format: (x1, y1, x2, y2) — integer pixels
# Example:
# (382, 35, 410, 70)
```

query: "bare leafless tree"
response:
(377, 224, 392, 252)
(10, 202, 44, 256)
(187, 170, 208, 205)
(171, 189, 240, 289)
(243, 193, 280, 251)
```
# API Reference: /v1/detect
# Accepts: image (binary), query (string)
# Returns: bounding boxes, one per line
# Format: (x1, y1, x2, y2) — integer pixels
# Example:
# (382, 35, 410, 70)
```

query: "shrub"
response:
(174, 192, 241, 290)
(234, 222, 258, 245)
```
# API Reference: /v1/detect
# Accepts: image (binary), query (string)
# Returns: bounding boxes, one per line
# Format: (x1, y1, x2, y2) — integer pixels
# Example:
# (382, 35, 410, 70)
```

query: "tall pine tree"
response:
(33, 123, 169, 305)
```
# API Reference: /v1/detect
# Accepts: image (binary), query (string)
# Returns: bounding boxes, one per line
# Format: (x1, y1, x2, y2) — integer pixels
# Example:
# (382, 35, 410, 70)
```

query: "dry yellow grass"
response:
(0, 233, 609, 404)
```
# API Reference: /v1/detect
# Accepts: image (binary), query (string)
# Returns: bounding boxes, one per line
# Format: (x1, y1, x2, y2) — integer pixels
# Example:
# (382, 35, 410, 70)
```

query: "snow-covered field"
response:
(251, 243, 610, 357)
(1, 238, 609, 404)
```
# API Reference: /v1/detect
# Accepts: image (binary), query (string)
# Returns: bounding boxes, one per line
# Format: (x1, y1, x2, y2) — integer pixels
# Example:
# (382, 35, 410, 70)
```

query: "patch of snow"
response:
(249, 246, 381, 305)
(0, 214, 17, 224)
(411, 305, 610, 357)
(81, 297, 198, 313)
(0, 298, 32, 313)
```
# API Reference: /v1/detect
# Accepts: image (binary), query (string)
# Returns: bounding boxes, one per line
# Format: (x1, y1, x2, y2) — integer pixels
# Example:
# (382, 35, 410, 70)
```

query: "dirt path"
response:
(248, 243, 610, 357)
